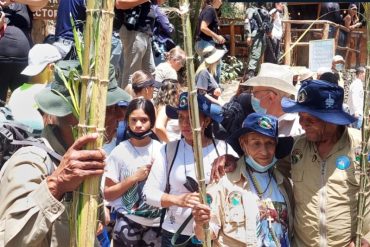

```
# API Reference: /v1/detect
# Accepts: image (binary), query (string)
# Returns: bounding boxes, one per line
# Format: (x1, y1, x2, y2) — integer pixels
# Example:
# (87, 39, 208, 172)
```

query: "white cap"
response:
(332, 55, 344, 63)
(21, 44, 62, 76)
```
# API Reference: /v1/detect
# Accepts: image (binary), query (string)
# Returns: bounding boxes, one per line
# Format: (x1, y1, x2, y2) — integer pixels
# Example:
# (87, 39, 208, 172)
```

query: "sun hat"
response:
(132, 78, 161, 91)
(349, 3, 357, 9)
(35, 60, 131, 117)
(240, 63, 297, 96)
(281, 79, 356, 125)
(21, 44, 62, 76)
(227, 112, 293, 158)
(166, 92, 224, 123)
(203, 46, 227, 65)
(332, 55, 345, 63)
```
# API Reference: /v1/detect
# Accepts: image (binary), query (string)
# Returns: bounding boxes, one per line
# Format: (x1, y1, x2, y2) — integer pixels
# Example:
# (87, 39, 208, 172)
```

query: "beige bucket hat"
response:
(241, 63, 297, 96)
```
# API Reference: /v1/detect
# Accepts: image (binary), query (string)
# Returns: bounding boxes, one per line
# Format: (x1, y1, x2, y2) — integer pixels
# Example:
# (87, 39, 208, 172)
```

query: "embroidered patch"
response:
(297, 89, 307, 103)
(179, 94, 188, 108)
(228, 191, 242, 206)
(325, 93, 335, 109)
(206, 193, 212, 205)
(258, 116, 273, 129)
(336, 155, 351, 170)
(291, 149, 303, 165)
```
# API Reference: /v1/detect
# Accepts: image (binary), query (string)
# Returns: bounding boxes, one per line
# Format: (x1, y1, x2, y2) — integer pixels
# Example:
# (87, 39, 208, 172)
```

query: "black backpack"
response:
(0, 105, 61, 169)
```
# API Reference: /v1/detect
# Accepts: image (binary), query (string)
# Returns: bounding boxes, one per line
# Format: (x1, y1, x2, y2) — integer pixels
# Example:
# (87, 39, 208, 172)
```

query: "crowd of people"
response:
(0, 1, 369, 247)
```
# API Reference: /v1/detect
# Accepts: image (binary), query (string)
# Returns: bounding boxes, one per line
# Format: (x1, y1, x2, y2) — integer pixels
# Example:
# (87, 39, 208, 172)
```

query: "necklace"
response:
(246, 163, 281, 247)
(246, 165, 273, 199)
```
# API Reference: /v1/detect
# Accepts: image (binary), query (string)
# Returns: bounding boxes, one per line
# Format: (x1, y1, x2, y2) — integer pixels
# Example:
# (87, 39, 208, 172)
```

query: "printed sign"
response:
(309, 39, 335, 72)
(33, 0, 58, 20)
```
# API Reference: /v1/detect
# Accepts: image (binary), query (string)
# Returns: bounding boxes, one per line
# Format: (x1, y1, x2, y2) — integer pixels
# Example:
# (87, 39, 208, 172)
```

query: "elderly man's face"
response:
(298, 112, 338, 142)
(239, 132, 277, 166)
(252, 86, 278, 111)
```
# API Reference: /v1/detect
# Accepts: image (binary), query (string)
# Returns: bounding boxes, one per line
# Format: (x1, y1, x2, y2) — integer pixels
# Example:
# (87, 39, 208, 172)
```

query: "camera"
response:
(124, 6, 141, 30)
(151, 39, 161, 57)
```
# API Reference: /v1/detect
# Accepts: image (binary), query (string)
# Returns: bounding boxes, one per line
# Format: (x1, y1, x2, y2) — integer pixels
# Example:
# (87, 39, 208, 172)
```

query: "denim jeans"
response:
(161, 229, 203, 247)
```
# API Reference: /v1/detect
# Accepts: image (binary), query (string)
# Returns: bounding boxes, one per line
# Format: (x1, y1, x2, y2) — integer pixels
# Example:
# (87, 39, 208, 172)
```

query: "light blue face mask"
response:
(335, 63, 344, 71)
(245, 155, 277, 173)
(251, 95, 267, 114)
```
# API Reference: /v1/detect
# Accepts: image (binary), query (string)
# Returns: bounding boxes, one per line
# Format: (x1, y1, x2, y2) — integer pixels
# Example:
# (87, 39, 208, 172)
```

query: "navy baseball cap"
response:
(227, 113, 293, 158)
(166, 92, 224, 123)
(281, 80, 356, 125)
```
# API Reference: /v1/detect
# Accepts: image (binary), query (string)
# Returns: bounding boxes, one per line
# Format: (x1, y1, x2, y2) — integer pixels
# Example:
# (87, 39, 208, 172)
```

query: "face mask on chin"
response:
(126, 128, 153, 140)
(251, 95, 267, 114)
(245, 154, 277, 173)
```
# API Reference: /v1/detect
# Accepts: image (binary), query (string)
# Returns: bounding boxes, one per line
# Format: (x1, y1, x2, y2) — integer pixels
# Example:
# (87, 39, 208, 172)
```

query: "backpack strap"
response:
(115, 120, 127, 145)
(11, 139, 63, 163)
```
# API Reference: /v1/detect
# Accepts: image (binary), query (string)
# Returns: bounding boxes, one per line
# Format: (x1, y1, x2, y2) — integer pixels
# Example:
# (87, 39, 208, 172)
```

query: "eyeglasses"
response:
(251, 89, 277, 97)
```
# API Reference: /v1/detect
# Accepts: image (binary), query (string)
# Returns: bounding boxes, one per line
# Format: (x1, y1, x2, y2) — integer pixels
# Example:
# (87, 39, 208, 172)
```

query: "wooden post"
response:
(230, 20, 235, 57)
(284, 22, 291, 65)
(322, 23, 329, 39)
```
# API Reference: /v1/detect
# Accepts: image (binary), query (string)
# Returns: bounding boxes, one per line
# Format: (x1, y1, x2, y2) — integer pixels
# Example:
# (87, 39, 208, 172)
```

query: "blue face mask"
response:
(245, 155, 277, 173)
(335, 63, 344, 71)
(251, 95, 267, 114)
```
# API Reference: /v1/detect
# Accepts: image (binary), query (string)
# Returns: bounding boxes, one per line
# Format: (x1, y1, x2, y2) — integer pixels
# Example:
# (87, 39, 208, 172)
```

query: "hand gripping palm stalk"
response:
(179, 1, 211, 246)
(68, 0, 115, 245)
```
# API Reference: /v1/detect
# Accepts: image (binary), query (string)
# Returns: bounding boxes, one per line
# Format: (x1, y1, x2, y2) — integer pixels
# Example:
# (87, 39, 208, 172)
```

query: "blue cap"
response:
(281, 80, 356, 125)
(227, 113, 293, 158)
(166, 92, 224, 123)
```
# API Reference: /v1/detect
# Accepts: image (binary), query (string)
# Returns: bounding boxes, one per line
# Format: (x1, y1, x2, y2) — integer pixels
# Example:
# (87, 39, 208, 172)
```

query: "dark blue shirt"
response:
(55, 0, 86, 41)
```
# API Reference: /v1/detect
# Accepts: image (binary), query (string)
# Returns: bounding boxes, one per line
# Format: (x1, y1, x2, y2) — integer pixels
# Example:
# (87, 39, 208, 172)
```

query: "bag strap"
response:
(171, 214, 194, 247)
(164, 140, 180, 193)
(159, 140, 180, 232)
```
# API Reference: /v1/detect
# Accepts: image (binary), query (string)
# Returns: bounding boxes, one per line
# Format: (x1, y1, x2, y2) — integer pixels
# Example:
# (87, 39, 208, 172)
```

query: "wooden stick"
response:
(179, 1, 211, 246)
(355, 3, 370, 247)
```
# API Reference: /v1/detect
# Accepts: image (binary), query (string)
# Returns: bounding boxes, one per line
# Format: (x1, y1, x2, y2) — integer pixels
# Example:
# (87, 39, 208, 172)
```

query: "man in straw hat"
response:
(210, 63, 301, 182)
(241, 63, 303, 137)
(0, 60, 131, 247)
(281, 79, 370, 247)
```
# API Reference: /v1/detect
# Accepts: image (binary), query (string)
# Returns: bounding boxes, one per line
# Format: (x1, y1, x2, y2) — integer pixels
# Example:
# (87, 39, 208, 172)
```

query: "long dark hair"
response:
(125, 98, 156, 129)
(202, 0, 214, 9)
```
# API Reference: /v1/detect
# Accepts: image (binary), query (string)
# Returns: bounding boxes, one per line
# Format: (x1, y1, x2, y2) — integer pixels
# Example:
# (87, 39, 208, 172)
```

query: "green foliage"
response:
(220, 2, 244, 19)
(220, 56, 244, 83)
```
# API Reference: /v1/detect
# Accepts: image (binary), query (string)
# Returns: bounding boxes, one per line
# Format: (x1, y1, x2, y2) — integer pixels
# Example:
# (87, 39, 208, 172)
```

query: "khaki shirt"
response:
(0, 146, 70, 247)
(208, 157, 294, 247)
(291, 128, 370, 246)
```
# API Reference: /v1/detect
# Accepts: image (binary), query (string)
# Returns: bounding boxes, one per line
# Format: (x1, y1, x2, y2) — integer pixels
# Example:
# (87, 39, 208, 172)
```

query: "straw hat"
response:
(241, 63, 297, 96)
(203, 46, 227, 64)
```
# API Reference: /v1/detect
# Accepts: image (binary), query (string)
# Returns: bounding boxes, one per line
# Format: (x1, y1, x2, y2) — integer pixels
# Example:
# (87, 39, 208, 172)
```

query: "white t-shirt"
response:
(8, 83, 46, 132)
(143, 138, 238, 236)
(347, 78, 364, 116)
(245, 170, 290, 247)
(105, 139, 163, 226)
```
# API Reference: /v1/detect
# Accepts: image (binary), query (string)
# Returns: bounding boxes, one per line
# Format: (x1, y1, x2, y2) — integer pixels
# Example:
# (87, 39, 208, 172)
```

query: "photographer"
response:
(116, 0, 163, 90)
(0, 0, 48, 102)
(244, 3, 272, 79)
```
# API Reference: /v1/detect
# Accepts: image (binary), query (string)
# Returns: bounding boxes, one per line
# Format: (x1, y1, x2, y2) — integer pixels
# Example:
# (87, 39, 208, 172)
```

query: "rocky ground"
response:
(220, 79, 240, 103)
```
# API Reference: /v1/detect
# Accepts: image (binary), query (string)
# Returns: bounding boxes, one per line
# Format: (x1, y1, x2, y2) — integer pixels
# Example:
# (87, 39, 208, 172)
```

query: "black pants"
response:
(0, 59, 28, 102)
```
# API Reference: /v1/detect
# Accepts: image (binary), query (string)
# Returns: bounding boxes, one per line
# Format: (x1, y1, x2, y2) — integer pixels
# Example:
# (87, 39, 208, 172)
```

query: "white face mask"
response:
(335, 63, 344, 71)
